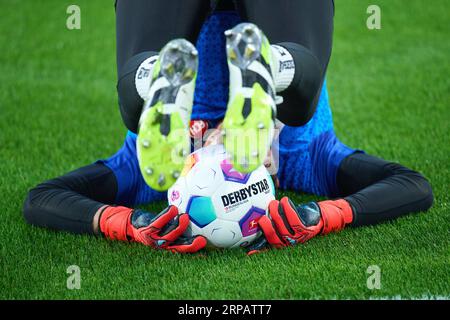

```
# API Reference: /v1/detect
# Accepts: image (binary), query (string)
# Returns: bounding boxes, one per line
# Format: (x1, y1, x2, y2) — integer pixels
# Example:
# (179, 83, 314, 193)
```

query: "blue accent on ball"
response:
(267, 175, 276, 196)
(156, 240, 166, 247)
(285, 237, 297, 245)
(186, 196, 216, 228)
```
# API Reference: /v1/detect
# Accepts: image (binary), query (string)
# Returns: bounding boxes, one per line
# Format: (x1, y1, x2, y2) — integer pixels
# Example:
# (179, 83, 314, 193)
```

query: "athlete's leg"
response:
(116, 0, 211, 73)
(251, 132, 433, 251)
(23, 163, 117, 234)
(116, 1, 211, 190)
(337, 152, 433, 226)
(280, 131, 433, 235)
(221, 0, 332, 172)
(294, 130, 433, 226)
(22, 144, 206, 252)
(235, 0, 333, 126)
(116, 0, 211, 133)
(23, 133, 166, 235)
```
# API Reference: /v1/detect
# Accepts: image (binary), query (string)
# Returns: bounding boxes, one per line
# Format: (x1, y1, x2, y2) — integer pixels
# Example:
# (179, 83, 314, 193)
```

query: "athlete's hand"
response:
(246, 197, 323, 255)
(100, 205, 207, 253)
(246, 197, 353, 255)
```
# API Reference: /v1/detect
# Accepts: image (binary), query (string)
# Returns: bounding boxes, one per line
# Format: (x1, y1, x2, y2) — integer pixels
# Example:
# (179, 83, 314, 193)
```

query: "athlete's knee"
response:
(386, 162, 434, 211)
(23, 189, 34, 225)
(276, 42, 323, 126)
(416, 174, 434, 211)
(22, 183, 50, 226)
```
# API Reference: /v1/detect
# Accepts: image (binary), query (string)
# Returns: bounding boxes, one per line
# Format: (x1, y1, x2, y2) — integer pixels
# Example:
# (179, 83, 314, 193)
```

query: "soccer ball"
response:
(167, 144, 275, 249)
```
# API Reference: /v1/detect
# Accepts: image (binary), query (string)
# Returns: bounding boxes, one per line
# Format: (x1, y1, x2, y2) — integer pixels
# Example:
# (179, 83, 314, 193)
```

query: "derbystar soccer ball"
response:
(167, 144, 275, 249)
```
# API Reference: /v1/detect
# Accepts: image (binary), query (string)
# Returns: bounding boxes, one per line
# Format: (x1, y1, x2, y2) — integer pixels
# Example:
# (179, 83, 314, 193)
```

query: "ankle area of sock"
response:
(270, 44, 295, 92)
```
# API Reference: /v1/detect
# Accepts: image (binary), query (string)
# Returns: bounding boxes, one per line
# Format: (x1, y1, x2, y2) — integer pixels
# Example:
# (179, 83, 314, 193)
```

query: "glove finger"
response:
(268, 200, 292, 237)
(280, 197, 302, 230)
(246, 236, 270, 256)
(150, 205, 179, 230)
(166, 236, 208, 254)
(258, 216, 285, 248)
(158, 213, 190, 242)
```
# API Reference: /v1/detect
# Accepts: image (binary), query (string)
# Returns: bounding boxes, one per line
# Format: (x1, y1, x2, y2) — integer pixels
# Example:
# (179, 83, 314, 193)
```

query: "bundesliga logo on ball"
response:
(168, 145, 275, 248)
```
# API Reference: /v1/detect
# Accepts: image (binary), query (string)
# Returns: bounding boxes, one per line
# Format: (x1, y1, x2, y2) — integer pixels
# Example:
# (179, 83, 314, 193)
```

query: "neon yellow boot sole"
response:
(137, 39, 198, 191)
(223, 23, 275, 173)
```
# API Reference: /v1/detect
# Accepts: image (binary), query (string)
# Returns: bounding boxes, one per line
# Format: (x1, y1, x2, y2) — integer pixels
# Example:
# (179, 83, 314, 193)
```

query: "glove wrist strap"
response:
(99, 206, 133, 241)
(318, 199, 353, 235)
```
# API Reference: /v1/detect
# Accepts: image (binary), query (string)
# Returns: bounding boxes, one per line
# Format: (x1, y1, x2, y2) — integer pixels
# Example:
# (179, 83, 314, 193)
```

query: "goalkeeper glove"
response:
(247, 197, 353, 255)
(99, 205, 207, 253)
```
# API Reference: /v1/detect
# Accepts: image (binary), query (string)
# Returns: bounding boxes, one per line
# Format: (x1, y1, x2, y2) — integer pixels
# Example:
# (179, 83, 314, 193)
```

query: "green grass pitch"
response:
(1, 0, 449, 299)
